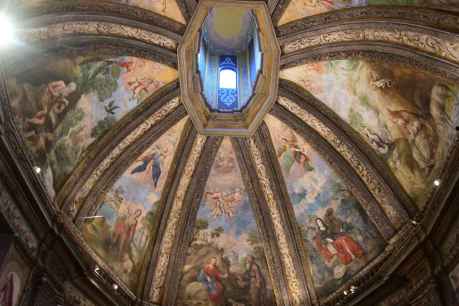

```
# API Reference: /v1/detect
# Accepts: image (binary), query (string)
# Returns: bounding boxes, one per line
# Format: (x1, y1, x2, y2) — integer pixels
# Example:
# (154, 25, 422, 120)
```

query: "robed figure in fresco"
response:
(197, 257, 227, 306)
(245, 255, 266, 306)
(314, 214, 364, 266)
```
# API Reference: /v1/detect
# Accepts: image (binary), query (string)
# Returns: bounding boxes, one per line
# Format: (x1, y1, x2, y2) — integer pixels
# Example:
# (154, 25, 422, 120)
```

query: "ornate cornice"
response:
(281, 43, 459, 85)
(277, 82, 414, 227)
(276, 7, 459, 37)
(280, 24, 459, 65)
(149, 133, 207, 303)
(19, 20, 177, 51)
(16, 0, 186, 36)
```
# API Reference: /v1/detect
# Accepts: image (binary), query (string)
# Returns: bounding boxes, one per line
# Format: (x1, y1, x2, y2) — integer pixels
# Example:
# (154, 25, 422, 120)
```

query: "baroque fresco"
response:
(450, 262, 459, 304)
(13, 0, 185, 24)
(7, 55, 177, 199)
(0, 245, 31, 306)
(280, 60, 459, 207)
(265, 115, 385, 297)
(177, 138, 276, 306)
(81, 119, 185, 290)
(278, 0, 459, 25)
(114, 0, 185, 23)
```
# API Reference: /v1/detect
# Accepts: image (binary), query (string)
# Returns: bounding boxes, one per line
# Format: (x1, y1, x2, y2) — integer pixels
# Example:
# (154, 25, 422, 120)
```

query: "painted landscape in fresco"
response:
(281, 60, 459, 206)
(177, 138, 276, 306)
(265, 115, 385, 297)
(450, 262, 459, 304)
(278, 0, 459, 24)
(7, 55, 177, 198)
(0, 245, 31, 306)
(81, 120, 185, 289)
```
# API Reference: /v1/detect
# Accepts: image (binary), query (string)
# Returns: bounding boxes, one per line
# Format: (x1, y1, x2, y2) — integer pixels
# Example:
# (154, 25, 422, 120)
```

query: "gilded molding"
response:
(64, 98, 181, 218)
(18, 0, 186, 36)
(0, 183, 39, 255)
(281, 46, 459, 83)
(149, 134, 207, 302)
(282, 27, 459, 64)
(20, 21, 177, 50)
(277, 96, 407, 229)
(276, 7, 459, 36)
(248, 138, 304, 305)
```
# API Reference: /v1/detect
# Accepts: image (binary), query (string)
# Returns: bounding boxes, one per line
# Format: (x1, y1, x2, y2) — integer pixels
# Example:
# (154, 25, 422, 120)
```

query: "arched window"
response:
(218, 55, 238, 111)
(219, 69, 237, 89)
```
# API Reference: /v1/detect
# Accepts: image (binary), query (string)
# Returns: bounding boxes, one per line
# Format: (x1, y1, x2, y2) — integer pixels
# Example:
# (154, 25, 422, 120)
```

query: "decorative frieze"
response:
(282, 27, 459, 65)
(21, 21, 177, 50)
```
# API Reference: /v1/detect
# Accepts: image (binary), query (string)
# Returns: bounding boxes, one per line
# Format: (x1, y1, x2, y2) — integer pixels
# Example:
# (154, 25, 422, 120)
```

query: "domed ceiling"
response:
(1, 0, 459, 305)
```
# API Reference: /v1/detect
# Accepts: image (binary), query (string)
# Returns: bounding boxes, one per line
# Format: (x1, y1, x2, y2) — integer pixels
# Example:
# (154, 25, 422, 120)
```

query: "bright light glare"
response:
(0, 14, 15, 48)
(219, 69, 237, 89)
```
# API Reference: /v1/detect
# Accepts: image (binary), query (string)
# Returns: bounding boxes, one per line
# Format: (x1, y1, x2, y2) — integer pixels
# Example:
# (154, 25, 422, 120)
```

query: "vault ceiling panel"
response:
(14, 0, 186, 24)
(6, 54, 177, 199)
(277, 1, 459, 25)
(265, 115, 386, 298)
(280, 60, 459, 208)
(80, 118, 186, 290)
(176, 137, 277, 305)
(111, 0, 186, 24)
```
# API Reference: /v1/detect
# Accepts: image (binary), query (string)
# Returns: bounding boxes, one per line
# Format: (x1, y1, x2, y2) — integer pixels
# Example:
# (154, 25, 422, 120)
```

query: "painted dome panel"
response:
(14, 0, 185, 24)
(278, 0, 459, 25)
(265, 115, 385, 297)
(80, 118, 186, 290)
(112, 0, 185, 23)
(7, 55, 177, 199)
(177, 138, 277, 305)
(280, 60, 459, 207)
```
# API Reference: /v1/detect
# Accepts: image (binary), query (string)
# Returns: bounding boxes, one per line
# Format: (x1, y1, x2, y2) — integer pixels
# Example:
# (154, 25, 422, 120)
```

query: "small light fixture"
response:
(433, 179, 441, 187)
(112, 283, 119, 291)
(343, 290, 349, 296)
(411, 219, 419, 226)
(350, 285, 358, 293)
(0, 13, 15, 48)
(94, 266, 100, 274)
(33, 166, 41, 174)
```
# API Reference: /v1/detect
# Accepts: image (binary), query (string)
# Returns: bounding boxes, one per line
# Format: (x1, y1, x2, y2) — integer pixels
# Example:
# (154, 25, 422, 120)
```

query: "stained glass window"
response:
(218, 56, 238, 111)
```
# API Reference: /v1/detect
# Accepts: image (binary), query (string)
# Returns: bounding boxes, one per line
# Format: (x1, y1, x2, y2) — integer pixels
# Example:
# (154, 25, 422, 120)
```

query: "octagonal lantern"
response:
(178, 0, 280, 136)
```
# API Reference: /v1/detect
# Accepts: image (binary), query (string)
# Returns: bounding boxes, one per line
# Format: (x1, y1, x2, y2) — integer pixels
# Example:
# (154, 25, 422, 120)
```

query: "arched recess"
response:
(273, 1, 459, 26)
(279, 25, 459, 66)
(12, 0, 186, 33)
(281, 46, 459, 84)
(275, 7, 459, 37)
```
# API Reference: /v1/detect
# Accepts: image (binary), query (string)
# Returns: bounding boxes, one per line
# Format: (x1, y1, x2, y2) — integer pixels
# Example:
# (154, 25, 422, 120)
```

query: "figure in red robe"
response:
(197, 257, 227, 306)
(314, 217, 364, 266)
